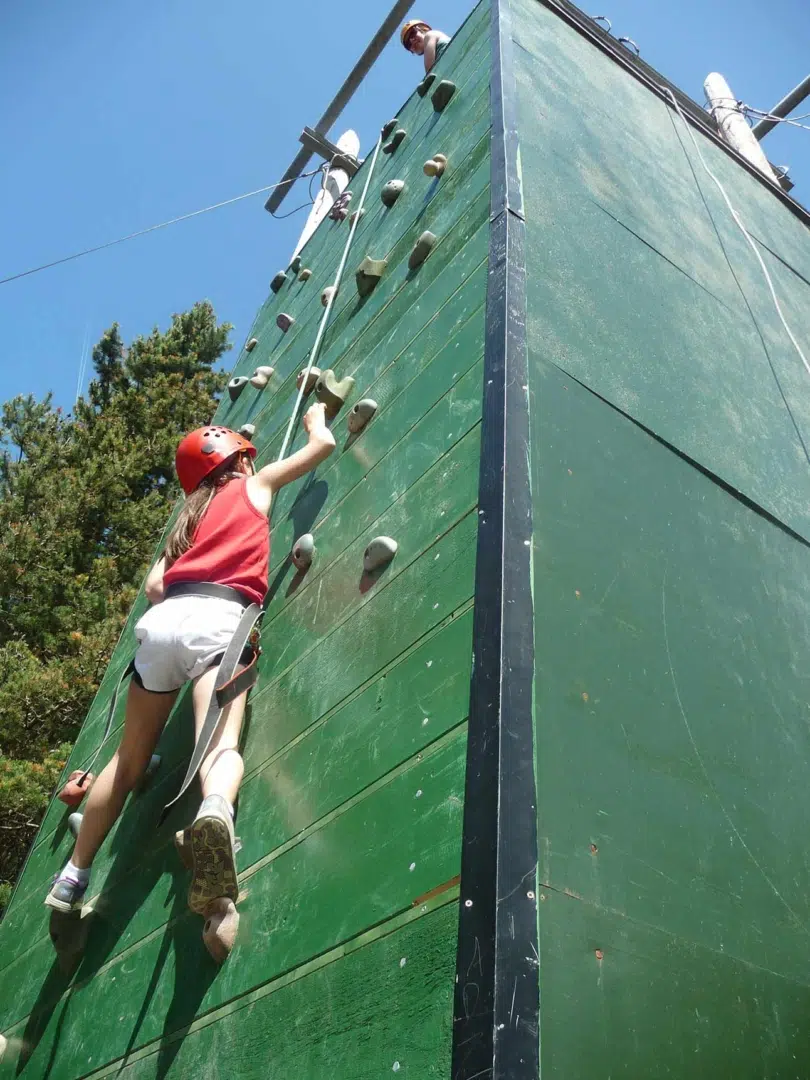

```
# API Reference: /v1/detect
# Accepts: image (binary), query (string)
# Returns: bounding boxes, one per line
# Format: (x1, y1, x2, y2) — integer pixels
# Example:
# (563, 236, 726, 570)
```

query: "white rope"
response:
(276, 134, 385, 463)
(662, 85, 810, 380)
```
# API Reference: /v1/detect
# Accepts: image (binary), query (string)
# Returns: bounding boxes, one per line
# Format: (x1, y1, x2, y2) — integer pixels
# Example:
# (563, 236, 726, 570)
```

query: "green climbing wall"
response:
(513, 0, 810, 1074)
(0, 4, 490, 1075)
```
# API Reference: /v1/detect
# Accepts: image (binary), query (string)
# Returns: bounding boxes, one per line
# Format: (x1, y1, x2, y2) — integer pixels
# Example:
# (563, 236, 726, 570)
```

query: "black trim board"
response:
(451, 0, 539, 1077)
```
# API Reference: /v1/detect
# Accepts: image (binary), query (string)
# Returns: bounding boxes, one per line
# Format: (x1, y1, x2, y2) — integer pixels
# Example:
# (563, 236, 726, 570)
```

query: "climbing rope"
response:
(276, 132, 385, 464)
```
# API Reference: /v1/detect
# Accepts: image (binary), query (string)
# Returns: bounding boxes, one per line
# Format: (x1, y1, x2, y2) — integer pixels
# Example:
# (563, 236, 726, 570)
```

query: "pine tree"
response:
(0, 302, 230, 910)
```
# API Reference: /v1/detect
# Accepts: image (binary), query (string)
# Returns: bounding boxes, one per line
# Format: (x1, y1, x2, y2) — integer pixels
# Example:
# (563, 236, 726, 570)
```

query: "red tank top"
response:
(164, 477, 269, 605)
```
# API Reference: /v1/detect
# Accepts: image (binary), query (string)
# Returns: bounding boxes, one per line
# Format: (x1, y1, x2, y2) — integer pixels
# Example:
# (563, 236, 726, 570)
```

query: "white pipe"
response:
(704, 73, 778, 183)
(291, 129, 361, 260)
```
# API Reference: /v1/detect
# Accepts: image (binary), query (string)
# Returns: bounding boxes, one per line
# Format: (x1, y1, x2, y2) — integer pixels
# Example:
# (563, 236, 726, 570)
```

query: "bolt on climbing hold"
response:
(350, 208, 365, 226)
(363, 536, 398, 573)
(381, 117, 399, 139)
(408, 230, 437, 270)
(321, 285, 337, 307)
(432, 80, 456, 112)
(316, 369, 355, 416)
(250, 365, 274, 389)
(299, 268, 312, 281)
(297, 367, 321, 394)
(381, 179, 405, 208)
(383, 129, 407, 155)
(68, 812, 83, 838)
(203, 897, 240, 964)
(276, 312, 295, 333)
(289, 255, 302, 274)
(270, 271, 287, 294)
(416, 72, 437, 97)
(245, 337, 258, 352)
(58, 770, 94, 808)
(228, 376, 249, 401)
(347, 398, 378, 433)
(355, 256, 388, 298)
(238, 423, 256, 439)
(292, 533, 315, 571)
(423, 153, 447, 178)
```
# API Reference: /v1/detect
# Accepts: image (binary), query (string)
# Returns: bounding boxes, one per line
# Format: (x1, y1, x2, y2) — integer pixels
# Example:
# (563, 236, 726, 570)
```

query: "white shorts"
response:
(133, 595, 246, 693)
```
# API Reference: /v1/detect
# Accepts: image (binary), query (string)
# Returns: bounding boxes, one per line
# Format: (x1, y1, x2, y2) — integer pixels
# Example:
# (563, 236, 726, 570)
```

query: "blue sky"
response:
(1, 0, 808, 413)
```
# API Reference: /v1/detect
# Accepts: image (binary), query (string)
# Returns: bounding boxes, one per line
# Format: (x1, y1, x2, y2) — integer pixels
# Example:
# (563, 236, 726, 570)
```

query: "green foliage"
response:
(0, 302, 230, 913)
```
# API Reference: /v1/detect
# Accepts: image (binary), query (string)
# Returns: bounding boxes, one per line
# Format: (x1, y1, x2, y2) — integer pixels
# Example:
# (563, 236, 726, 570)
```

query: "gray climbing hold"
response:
(238, 423, 256, 439)
(245, 337, 258, 352)
(297, 367, 321, 394)
(383, 129, 407, 155)
(381, 179, 405, 208)
(68, 812, 83, 838)
(355, 256, 388, 298)
(349, 208, 365, 226)
(136, 753, 161, 794)
(381, 117, 399, 139)
(416, 72, 437, 97)
(423, 153, 447, 178)
(289, 255, 302, 274)
(316, 369, 356, 416)
(0, 1033, 6, 1061)
(321, 285, 337, 308)
(270, 271, 287, 293)
(408, 230, 437, 270)
(432, 79, 456, 112)
(250, 365, 274, 389)
(292, 533, 315, 571)
(363, 536, 398, 573)
(277, 312, 295, 333)
(348, 398, 378, 434)
(299, 268, 312, 281)
(228, 376, 249, 401)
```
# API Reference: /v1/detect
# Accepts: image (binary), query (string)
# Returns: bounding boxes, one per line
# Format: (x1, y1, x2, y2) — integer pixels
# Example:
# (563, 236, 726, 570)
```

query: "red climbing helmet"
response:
(175, 426, 256, 494)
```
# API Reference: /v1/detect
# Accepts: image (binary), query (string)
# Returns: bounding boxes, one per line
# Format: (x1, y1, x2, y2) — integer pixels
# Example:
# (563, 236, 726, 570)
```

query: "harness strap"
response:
(80, 659, 136, 784)
(158, 602, 263, 825)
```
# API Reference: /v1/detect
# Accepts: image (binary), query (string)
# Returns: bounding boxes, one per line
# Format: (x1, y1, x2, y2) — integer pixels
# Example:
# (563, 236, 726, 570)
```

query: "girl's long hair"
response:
(164, 451, 252, 565)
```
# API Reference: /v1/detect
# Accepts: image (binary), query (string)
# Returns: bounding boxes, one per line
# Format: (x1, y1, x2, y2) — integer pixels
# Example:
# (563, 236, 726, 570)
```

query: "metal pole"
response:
(265, 0, 414, 214)
(291, 130, 360, 260)
(751, 74, 810, 140)
(704, 73, 778, 183)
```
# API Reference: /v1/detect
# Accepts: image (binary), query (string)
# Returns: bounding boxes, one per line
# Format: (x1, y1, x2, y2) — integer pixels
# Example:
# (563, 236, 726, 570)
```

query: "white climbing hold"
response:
(228, 376, 249, 401)
(363, 536, 398, 573)
(423, 153, 447, 178)
(276, 312, 295, 333)
(292, 533, 315, 571)
(297, 367, 321, 394)
(250, 365, 274, 389)
(321, 285, 337, 308)
(347, 398, 378, 434)
(68, 812, 83, 838)
(238, 423, 256, 439)
(245, 337, 258, 352)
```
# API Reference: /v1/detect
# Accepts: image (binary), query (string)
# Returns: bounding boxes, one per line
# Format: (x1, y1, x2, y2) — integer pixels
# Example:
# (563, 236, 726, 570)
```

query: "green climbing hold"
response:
(408, 230, 437, 270)
(245, 337, 258, 352)
(238, 423, 256, 439)
(250, 365, 274, 389)
(363, 536, 398, 573)
(270, 271, 287, 294)
(316, 369, 356, 416)
(348, 398, 378, 434)
(416, 72, 437, 97)
(431, 79, 456, 112)
(382, 129, 407, 155)
(228, 376, 249, 401)
(299, 268, 312, 281)
(381, 179, 405, 208)
(355, 256, 388, 298)
(277, 313, 295, 333)
(381, 117, 399, 139)
(292, 533, 315, 571)
(297, 367, 321, 393)
(289, 255, 302, 274)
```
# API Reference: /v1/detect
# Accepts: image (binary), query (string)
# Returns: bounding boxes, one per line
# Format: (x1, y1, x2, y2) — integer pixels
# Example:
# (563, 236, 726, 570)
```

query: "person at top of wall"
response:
(45, 404, 336, 916)
(401, 19, 451, 73)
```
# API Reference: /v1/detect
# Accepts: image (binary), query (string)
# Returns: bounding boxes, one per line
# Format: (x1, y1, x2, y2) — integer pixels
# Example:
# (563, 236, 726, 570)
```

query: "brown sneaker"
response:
(187, 796, 239, 915)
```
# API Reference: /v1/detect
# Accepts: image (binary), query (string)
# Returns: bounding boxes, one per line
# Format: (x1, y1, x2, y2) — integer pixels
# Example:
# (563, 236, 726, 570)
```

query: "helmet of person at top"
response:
(401, 19, 431, 49)
(175, 426, 257, 495)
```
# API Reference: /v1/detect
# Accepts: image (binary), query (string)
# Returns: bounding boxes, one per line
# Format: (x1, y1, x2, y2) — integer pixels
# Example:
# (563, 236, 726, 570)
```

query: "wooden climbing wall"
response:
(0, 3, 490, 1075)
(512, 0, 810, 1074)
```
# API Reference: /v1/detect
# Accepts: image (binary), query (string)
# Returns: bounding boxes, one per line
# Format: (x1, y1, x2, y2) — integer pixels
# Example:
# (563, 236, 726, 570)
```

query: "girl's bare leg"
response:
(191, 664, 247, 808)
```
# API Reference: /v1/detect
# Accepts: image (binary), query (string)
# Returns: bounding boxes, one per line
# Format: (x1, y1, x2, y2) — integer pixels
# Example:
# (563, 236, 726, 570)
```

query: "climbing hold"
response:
(276, 313, 295, 333)
(250, 365, 275, 389)
(0, 1033, 6, 1061)
(58, 770, 93, 809)
(423, 153, 447, 178)
(321, 285, 337, 308)
(68, 812, 83, 838)
(416, 72, 437, 97)
(329, 191, 352, 221)
(316, 369, 356, 416)
(350, 208, 366, 226)
(408, 230, 437, 270)
(347, 398, 378, 434)
(136, 753, 161, 793)
(49, 910, 88, 975)
(270, 271, 287, 294)
(297, 367, 322, 394)
(363, 536, 398, 573)
(289, 255, 302, 274)
(381, 117, 399, 139)
(383, 129, 407, 155)
(381, 179, 405, 208)
(299, 268, 312, 281)
(292, 533, 315, 571)
(355, 256, 388, 298)
(228, 376, 249, 401)
(174, 827, 193, 871)
(432, 80, 456, 112)
(202, 897, 240, 963)
(238, 423, 256, 440)
(245, 337, 258, 352)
